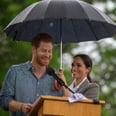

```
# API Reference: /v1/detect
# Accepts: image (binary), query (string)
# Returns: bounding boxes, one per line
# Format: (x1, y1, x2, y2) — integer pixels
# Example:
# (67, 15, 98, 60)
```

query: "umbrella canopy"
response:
(4, 0, 116, 43)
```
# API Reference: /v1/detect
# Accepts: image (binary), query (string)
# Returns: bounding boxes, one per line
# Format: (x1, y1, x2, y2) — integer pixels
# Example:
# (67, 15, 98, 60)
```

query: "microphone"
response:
(46, 67, 74, 94)
(46, 67, 65, 86)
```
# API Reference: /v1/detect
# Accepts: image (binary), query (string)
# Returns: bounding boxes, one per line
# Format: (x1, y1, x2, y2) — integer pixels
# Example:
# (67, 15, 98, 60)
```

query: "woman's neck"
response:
(74, 77, 86, 87)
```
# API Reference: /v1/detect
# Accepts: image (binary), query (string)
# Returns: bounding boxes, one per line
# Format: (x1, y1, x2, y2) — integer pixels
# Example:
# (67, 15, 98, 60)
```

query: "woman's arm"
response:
(58, 69, 71, 97)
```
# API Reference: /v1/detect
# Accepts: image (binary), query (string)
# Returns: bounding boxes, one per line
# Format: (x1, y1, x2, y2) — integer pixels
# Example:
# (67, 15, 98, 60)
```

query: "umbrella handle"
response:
(53, 80, 61, 91)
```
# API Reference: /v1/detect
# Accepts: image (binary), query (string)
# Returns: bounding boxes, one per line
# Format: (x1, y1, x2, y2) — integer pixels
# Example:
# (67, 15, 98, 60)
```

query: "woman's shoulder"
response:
(88, 82, 99, 88)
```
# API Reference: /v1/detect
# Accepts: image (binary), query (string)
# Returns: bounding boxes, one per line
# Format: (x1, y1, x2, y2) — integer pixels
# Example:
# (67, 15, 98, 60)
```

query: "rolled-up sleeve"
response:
(0, 67, 15, 110)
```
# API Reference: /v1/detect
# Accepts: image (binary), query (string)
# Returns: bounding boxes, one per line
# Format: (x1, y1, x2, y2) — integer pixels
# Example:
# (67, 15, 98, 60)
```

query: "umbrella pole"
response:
(60, 40, 62, 70)
(59, 19, 63, 70)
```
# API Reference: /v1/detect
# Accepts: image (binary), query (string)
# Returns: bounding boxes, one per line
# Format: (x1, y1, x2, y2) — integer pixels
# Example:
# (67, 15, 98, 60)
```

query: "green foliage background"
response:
(0, 0, 116, 116)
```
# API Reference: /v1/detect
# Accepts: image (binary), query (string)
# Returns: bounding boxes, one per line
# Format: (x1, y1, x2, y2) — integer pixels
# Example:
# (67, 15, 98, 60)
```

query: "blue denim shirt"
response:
(0, 61, 63, 116)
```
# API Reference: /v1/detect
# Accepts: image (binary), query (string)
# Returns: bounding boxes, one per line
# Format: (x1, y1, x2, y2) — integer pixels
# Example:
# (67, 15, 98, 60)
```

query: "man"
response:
(0, 33, 63, 116)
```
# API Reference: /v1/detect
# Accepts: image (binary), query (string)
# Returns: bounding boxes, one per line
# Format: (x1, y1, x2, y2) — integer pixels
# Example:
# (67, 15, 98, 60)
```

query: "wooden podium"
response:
(27, 96, 105, 116)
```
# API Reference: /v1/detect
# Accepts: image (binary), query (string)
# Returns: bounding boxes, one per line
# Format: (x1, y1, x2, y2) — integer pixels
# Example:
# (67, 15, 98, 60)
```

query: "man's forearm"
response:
(8, 100, 23, 112)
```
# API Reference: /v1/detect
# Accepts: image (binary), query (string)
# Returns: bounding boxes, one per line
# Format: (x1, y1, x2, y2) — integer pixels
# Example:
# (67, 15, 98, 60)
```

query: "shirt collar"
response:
(25, 61, 35, 72)
(26, 61, 49, 74)
(76, 77, 87, 89)
(72, 77, 87, 90)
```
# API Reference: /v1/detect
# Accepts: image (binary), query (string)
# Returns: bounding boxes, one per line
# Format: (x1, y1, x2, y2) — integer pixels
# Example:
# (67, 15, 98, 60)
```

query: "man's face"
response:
(33, 41, 53, 66)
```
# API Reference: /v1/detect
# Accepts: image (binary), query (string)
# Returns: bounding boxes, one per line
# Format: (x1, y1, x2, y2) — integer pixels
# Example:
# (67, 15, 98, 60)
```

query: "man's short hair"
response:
(32, 33, 54, 48)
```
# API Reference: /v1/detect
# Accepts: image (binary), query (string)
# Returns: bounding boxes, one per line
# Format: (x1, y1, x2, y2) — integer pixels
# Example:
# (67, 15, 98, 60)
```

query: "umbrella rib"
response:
(20, 2, 39, 22)
(71, 19, 80, 42)
(76, 1, 89, 19)
(86, 20, 113, 40)
(85, 20, 98, 41)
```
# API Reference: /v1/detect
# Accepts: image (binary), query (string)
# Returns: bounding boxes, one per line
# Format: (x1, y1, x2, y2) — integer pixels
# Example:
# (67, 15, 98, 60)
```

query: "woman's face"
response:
(71, 57, 90, 80)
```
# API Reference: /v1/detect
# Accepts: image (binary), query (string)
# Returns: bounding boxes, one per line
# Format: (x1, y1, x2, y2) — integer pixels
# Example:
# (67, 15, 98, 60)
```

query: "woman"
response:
(58, 54, 99, 100)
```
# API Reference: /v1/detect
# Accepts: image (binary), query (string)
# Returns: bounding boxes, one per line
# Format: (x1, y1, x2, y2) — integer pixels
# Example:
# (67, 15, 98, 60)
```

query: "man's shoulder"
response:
(10, 61, 30, 70)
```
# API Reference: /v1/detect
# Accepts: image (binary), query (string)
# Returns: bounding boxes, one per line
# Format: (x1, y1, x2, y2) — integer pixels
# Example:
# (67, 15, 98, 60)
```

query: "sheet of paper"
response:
(68, 93, 87, 103)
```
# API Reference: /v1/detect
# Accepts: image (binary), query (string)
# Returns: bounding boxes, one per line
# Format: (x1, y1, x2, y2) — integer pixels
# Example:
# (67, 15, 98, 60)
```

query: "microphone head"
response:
(46, 67, 55, 76)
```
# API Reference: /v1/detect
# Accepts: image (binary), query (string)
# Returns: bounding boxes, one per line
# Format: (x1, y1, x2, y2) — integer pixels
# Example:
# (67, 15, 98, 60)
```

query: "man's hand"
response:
(21, 103, 33, 113)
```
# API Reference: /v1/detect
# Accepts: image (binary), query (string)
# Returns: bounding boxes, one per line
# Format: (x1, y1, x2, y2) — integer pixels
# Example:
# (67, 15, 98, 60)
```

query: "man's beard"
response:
(36, 56, 49, 66)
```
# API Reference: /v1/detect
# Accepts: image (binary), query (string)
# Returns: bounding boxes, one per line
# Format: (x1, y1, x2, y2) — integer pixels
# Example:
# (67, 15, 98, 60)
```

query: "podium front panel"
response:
(42, 100, 102, 116)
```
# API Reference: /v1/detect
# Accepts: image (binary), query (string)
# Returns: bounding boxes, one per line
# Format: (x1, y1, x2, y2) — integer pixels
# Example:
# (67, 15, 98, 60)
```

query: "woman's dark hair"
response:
(73, 54, 93, 83)
(32, 33, 54, 48)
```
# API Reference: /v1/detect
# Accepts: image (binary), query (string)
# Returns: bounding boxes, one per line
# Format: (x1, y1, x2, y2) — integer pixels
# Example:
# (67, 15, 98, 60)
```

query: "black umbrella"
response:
(4, 0, 116, 42)
(4, 0, 116, 68)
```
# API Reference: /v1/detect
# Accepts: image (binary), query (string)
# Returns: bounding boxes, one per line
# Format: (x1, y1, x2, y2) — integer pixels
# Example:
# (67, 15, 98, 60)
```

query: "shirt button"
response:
(36, 93, 39, 97)
(37, 81, 39, 85)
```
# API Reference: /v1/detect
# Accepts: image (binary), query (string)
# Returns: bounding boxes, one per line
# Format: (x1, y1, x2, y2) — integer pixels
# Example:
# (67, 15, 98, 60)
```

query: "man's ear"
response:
(32, 46, 36, 53)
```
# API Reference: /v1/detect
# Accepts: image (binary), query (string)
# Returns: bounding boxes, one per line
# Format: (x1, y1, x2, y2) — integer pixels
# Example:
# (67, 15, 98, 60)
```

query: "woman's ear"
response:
(87, 67, 91, 74)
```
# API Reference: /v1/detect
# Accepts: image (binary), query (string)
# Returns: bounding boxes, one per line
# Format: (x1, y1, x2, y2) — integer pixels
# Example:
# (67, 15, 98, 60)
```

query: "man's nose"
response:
(45, 51, 51, 57)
